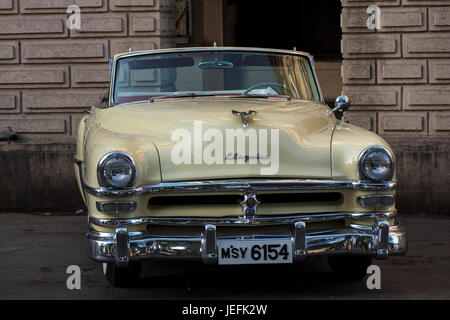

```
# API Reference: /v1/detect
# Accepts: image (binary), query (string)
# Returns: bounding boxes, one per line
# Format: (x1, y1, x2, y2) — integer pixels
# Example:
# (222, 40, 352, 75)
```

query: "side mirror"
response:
(327, 95, 351, 116)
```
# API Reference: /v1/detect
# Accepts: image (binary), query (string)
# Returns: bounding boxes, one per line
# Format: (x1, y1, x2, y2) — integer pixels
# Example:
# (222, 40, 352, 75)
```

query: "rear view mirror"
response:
(198, 60, 234, 69)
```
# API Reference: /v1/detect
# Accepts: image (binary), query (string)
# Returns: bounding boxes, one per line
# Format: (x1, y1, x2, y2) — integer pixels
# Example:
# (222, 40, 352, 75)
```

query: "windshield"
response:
(112, 50, 321, 105)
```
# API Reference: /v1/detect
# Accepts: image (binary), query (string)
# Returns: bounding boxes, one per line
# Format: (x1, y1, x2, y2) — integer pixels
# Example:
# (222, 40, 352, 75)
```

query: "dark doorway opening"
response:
(223, 0, 342, 60)
(186, 0, 343, 102)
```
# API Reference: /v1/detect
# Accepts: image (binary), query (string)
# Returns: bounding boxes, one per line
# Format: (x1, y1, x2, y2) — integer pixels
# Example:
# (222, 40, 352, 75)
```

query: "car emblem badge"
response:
(240, 190, 260, 220)
(232, 110, 257, 128)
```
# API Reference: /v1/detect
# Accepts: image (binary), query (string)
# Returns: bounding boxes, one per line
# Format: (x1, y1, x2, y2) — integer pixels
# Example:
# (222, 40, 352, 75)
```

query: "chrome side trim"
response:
(116, 47, 311, 61)
(89, 211, 397, 227)
(308, 55, 324, 102)
(76, 158, 397, 198)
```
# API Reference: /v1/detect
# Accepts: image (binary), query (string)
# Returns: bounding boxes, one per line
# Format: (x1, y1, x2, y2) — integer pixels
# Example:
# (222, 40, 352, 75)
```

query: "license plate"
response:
(218, 239, 293, 265)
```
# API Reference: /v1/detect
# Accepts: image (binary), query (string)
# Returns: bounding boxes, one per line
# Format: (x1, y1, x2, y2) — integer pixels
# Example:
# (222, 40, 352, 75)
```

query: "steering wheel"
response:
(242, 82, 287, 96)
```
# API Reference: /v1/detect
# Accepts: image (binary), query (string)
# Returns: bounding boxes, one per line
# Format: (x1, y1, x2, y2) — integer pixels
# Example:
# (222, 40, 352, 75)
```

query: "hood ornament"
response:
(240, 190, 260, 220)
(232, 110, 257, 128)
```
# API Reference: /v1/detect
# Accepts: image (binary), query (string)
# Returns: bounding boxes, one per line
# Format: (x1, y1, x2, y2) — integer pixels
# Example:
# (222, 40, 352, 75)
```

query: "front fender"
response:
(83, 123, 162, 189)
(331, 121, 396, 181)
(74, 115, 88, 204)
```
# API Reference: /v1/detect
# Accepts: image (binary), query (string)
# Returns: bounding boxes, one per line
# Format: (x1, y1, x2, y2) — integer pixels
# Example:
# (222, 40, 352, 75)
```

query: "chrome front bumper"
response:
(87, 221, 407, 267)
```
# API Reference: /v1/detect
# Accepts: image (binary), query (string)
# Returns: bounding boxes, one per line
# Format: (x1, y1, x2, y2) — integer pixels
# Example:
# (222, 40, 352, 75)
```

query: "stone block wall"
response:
(0, 0, 175, 146)
(342, 0, 450, 214)
(1, 0, 448, 215)
(0, 0, 176, 211)
(342, 0, 450, 135)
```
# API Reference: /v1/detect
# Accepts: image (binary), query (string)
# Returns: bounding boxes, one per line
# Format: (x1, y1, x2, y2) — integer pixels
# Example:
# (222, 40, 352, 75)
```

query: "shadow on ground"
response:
(0, 213, 449, 299)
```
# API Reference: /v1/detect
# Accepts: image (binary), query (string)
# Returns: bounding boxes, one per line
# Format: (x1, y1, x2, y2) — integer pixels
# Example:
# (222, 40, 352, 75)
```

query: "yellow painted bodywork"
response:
(75, 47, 397, 233)
(94, 98, 334, 181)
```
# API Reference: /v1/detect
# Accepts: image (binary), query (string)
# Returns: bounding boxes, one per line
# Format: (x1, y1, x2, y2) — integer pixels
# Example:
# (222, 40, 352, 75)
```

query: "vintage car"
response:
(75, 47, 407, 286)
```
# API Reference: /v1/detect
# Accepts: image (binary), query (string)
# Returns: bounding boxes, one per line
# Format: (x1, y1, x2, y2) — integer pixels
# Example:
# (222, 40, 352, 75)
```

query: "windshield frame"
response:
(108, 48, 324, 107)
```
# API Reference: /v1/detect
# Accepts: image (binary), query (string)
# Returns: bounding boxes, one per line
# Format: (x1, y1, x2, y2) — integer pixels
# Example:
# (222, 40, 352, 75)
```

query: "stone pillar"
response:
(341, 0, 450, 214)
(202, 0, 223, 46)
(190, 0, 223, 46)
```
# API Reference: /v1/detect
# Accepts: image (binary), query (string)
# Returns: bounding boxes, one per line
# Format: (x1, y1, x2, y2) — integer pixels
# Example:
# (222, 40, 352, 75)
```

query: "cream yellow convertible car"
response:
(75, 47, 407, 286)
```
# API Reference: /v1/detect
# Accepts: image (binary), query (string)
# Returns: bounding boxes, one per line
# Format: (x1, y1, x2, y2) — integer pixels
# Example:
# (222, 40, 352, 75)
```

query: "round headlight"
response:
(97, 152, 136, 188)
(359, 147, 394, 182)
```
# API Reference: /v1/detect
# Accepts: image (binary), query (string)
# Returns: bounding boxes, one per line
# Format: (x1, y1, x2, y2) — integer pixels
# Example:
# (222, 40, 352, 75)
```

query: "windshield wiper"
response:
(230, 94, 292, 101)
(148, 93, 292, 103)
(148, 93, 217, 103)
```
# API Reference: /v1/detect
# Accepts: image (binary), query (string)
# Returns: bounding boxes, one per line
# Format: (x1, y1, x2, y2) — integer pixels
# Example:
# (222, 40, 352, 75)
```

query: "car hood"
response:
(95, 98, 335, 181)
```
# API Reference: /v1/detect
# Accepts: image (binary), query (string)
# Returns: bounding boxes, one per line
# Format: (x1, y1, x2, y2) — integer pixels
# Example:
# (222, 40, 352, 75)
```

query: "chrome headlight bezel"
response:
(97, 151, 137, 189)
(358, 146, 395, 182)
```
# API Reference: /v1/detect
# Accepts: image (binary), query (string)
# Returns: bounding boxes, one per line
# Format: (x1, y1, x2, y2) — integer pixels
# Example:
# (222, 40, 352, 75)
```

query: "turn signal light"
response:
(358, 195, 394, 207)
(96, 201, 136, 213)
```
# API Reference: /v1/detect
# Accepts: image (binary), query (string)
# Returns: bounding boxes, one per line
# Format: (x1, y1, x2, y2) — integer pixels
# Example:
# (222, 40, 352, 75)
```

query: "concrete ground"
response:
(0, 213, 449, 300)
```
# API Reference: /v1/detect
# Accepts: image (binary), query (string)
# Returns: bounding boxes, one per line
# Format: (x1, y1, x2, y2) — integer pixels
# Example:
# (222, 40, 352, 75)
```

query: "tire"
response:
(103, 262, 141, 287)
(328, 256, 372, 281)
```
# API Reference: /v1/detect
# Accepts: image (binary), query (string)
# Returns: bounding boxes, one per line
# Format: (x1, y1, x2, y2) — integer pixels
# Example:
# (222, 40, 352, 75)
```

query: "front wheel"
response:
(103, 262, 141, 287)
(328, 256, 372, 280)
